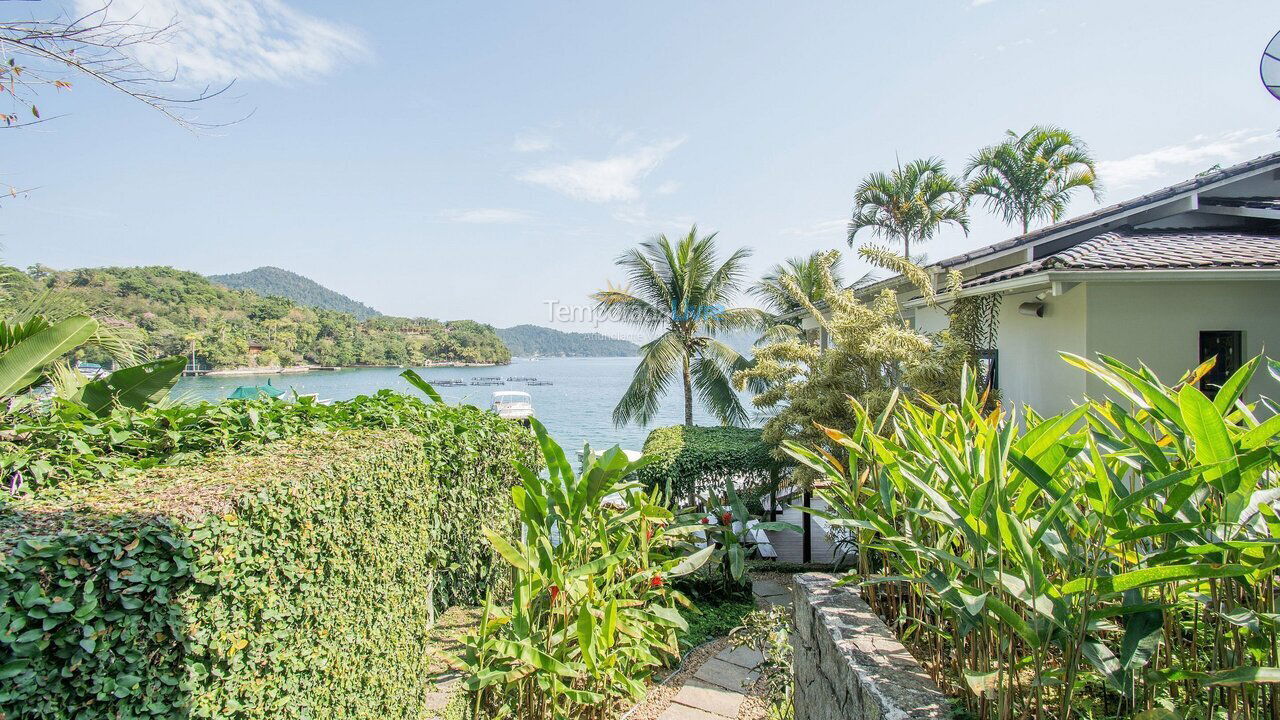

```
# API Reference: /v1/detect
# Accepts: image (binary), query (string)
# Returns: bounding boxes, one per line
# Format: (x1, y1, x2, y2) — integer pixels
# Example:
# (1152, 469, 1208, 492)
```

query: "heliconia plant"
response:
(784, 355, 1280, 720)
(454, 420, 716, 720)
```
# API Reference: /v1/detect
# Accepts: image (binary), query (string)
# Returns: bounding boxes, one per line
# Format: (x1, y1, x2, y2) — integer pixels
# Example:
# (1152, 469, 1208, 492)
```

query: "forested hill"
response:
(208, 266, 381, 321)
(0, 265, 511, 368)
(496, 324, 639, 357)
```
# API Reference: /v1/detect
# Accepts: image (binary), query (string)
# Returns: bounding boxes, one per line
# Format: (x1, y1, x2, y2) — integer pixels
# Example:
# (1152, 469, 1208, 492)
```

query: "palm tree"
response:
(593, 226, 764, 428)
(752, 251, 845, 317)
(848, 157, 969, 261)
(964, 125, 1100, 234)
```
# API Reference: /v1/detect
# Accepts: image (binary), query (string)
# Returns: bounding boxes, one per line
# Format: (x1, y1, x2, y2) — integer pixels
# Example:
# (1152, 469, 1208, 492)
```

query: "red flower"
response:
(548, 585, 560, 603)
(720, 511, 733, 526)
(699, 516, 710, 524)
(650, 575, 664, 588)
(646, 528, 654, 540)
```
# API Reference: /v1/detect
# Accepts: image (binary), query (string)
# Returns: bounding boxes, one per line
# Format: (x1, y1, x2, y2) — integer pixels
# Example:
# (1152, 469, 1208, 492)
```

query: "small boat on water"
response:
(491, 390, 535, 422)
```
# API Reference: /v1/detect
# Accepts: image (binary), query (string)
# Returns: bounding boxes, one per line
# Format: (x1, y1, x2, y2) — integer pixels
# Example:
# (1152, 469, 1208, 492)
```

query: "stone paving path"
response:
(655, 579, 791, 719)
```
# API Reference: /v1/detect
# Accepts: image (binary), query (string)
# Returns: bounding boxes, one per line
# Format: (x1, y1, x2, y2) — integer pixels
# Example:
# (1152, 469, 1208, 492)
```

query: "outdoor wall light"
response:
(1018, 301, 1045, 318)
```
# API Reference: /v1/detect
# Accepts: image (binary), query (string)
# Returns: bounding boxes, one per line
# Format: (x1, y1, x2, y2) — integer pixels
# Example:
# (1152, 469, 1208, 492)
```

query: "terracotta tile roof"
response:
(966, 229, 1280, 288)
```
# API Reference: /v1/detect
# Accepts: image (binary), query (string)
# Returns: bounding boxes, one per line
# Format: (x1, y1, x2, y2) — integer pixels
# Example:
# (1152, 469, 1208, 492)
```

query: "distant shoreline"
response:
(202, 361, 506, 377)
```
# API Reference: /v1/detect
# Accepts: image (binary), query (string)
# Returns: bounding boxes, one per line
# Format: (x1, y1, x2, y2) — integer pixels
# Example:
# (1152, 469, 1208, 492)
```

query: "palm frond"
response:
(611, 331, 685, 427)
(691, 338, 750, 427)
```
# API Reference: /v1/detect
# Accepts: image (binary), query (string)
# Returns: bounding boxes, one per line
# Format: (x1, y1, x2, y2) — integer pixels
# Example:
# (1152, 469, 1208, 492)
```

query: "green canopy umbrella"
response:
(227, 379, 285, 400)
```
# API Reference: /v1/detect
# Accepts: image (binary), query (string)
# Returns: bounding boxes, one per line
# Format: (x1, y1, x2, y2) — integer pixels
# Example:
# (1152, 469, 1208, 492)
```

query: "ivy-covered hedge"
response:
(0, 422, 533, 718)
(632, 425, 783, 503)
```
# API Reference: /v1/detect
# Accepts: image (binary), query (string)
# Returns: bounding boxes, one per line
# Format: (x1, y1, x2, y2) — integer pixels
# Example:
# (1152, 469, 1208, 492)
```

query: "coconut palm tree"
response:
(964, 125, 1100, 234)
(847, 157, 969, 260)
(752, 251, 846, 317)
(593, 226, 765, 428)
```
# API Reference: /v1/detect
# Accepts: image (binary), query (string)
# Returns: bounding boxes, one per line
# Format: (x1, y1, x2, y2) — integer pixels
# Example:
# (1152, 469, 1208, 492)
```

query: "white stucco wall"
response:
(844, 277, 1278, 417)
(912, 278, 1279, 416)
(1083, 279, 1280, 403)
(992, 286, 1088, 415)
(910, 287, 1087, 416)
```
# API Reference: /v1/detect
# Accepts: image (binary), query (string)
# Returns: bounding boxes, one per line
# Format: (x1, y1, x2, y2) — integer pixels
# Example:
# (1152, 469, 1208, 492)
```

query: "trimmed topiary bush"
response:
(0, 422, 533, 718)
(632, 425, 783, 504)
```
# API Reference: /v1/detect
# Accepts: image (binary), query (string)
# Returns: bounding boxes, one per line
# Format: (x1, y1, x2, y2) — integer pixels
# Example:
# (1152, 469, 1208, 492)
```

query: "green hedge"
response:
(0, 423, 533, 718)
(632, 425, 783, 503)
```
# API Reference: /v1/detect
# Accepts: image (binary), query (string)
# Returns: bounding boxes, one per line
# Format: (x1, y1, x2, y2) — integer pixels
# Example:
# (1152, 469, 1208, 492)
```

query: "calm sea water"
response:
(173, 357, 753, 453)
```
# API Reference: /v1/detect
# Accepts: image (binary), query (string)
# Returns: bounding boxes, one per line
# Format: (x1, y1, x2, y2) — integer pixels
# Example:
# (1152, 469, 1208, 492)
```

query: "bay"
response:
(173, 357, 756, 453)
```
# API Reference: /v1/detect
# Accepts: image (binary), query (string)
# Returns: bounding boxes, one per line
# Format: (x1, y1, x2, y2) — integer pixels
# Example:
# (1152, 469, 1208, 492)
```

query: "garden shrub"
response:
(0, 422, 533, 718)
(632, 425, 782, 504)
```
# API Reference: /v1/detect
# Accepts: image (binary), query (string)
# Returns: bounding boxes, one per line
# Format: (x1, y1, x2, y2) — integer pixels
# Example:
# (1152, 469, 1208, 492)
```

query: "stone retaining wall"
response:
(792, 573, 952, 719)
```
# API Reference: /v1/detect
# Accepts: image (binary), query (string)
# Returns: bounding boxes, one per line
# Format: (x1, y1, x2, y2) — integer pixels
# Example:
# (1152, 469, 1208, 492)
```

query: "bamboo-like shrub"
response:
(786, 355, 1280, 720)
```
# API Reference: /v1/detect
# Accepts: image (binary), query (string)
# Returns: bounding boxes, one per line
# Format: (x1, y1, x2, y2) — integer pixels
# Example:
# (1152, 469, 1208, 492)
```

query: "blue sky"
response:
(2, 1, 1279, 340)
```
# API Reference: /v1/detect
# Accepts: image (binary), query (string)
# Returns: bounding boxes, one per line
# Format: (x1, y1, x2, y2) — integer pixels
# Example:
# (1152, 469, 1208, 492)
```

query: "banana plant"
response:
(0, 315, 98, 397)
(782, 356, 1280, 720)
(455, 420, 715, 720)
(690, 478, 801, 593)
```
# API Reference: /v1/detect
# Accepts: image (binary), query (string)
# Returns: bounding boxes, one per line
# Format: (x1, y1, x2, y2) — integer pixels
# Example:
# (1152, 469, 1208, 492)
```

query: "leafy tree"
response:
(734, 252, 968, 464)
(495, 324, 638, 357)
(2, 265, 511, 369)
(593, 226, 764, 428)
(964, 125, 1100, 233)
(209, 267, 382, 320)
(847, 157, 969, 260)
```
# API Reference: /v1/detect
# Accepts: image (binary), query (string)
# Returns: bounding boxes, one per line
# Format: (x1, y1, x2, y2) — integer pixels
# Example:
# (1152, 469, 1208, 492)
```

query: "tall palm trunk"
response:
(681, 352, 693, 426)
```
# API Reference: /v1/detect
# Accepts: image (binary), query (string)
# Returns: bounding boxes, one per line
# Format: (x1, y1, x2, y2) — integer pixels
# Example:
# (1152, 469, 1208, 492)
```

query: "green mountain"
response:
(208, 266, 381, 321)
(0, 265, 510, 369)
(496, 324, 639, 357)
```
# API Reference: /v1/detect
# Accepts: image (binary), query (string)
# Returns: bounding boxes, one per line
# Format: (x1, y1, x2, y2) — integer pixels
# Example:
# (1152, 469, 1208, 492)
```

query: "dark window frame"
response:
(978, 348, 999, 393)
(1198, 330, 1243, 399)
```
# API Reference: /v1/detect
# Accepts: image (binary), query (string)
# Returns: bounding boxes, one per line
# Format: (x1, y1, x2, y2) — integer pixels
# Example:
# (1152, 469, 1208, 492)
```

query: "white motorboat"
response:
(491, 390, 535, 422)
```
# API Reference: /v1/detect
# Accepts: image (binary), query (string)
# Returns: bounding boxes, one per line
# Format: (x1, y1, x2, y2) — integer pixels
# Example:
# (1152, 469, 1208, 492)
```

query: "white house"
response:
(805, 151, 1280, 416)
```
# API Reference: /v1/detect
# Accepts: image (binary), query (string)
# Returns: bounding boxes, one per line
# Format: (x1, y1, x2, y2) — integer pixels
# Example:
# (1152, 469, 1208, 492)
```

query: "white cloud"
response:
(440, 208, 535, 224)
(781, 218, 848, 239)
(654, 180, 681, 195)
(76, 0, 368, 85)
(512, 132, 552, 153)
(1098, 130, 1277, 189)
(971, 0, 996, 6)
(519, 138, 685, 203)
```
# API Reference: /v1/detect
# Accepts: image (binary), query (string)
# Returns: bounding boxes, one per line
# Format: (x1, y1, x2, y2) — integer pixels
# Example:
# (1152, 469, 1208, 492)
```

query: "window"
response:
(978, 349, 999, 393)
(1199, 330, 1243, 398)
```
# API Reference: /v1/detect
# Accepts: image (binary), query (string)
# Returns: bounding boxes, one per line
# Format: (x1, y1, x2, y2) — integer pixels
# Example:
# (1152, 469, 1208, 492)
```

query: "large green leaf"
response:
(1177, 384, 1240, 493)
(1212, 355, 1260, 414)
(0, 315, 97, 396)
(77, 356, 187, 415)
(400, 368, 443, 403)
(1081, 637, 1126, 694)
(482, 528, 531, 573)
(667, 545, 715, 577)
(1060, 564, 1257, 596)
(1118, 601, 1163, 672)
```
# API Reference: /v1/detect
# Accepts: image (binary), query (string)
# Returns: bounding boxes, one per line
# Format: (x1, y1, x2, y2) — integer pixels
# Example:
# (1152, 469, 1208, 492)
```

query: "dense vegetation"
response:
(1, 392, 537, 719)
(494, 324, 638, 357)
(2, 265, 510, 368)
(634, 425, 780, 504)
(788, 356, 1280, 719)
(457, 422, 711, 720)
(208, 266, 382, 320)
